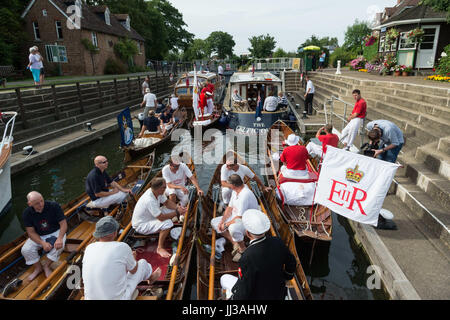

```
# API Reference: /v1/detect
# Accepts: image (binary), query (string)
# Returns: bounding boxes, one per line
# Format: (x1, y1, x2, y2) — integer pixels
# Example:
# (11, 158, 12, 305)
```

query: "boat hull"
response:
(226, 109, 289, 134)
(0, 158, 12, 218)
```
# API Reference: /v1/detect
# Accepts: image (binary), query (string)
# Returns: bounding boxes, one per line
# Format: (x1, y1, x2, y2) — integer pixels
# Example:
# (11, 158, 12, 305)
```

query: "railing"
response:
(0, 111, 17, 157)
(254, 58, 302, 72)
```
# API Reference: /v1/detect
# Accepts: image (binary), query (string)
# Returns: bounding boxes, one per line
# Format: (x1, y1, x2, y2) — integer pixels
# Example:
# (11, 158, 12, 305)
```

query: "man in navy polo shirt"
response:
(85, 155, 132, 208)
(21, 191, 67, 281)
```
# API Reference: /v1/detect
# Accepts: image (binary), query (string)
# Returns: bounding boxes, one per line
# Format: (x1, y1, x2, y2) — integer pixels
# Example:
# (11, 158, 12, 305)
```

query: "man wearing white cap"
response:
(220, 152, 269, 208)
(211, 174, 259, 262)
(82, 216, 161, 300)
(278, 134, 309, 179)
(169, 94, 179, 112)
(162, 157, 203, 207)
(220, 209, 297, 300)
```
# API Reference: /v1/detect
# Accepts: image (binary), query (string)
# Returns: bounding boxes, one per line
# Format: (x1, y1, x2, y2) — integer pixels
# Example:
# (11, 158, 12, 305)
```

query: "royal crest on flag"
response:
(314, 146, 400, 226)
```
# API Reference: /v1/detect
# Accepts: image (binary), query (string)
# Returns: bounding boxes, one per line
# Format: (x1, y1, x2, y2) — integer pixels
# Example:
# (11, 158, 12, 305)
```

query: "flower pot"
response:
(394, 71, 401, 76)
(402, 71, 408, 76)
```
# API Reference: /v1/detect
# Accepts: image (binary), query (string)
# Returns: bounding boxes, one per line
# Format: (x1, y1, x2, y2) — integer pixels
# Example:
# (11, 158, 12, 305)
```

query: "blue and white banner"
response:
(117, 107, 134, 147)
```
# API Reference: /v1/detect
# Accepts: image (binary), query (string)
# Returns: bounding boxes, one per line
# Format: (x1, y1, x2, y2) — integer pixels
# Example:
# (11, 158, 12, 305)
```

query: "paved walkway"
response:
(317, 69, 450, 88)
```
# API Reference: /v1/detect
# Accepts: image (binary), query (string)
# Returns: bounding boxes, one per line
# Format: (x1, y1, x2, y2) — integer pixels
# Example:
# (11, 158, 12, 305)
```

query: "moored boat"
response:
(0, 112, 17, 218)
(196, 151, 312, 300)
(223, 72, 290, 135)
(67, 154, 198, 300)
(265, 120, 332, 242)
(0, 152, 155, 300)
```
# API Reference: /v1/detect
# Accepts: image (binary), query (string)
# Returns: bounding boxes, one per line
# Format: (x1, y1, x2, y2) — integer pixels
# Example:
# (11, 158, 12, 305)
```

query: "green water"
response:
(1, 127, 388, 300)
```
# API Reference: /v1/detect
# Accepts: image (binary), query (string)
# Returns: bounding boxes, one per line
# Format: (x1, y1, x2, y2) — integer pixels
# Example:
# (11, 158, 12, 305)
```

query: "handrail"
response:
(0, 111, 17, 157)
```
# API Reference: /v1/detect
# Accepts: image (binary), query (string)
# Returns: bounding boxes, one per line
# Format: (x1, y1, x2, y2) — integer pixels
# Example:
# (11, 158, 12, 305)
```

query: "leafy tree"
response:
(248, 34, 276, 58)
(205, 31, 235, 59)
(420, 0, 450, 22)
(273, 48, 288, 58)
(183, 39, 209, 61)
(114, 37, 139, 68)
(81, 38, 100, 74)
(343, 20, 371, 54)
(150, 0, 194, 51)
(0, 0, 29, 68)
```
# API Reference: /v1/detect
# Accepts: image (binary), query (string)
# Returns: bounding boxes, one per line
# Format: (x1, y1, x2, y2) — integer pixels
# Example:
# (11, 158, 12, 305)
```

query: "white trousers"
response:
(21, 229, 67, 265)
(133, 207, 174, 235)
(89, 191, 128, 209)
(306, 142, 323, 158)
(207, 98, 214, 114)
(220, 274, 238, 299)
(221, 187, 232, 205)
(165, 187, 189, 206)
(211, 216, 245, 242)
(280, 165, 309, 179)
(340, 117, 363, 148)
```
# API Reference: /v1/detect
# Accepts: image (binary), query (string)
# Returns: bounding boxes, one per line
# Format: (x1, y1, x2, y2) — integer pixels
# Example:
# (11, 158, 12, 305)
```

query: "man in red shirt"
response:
(307, 124, 339, 158)
(340, 89, 366, 151)
(278, 134, 309, 179)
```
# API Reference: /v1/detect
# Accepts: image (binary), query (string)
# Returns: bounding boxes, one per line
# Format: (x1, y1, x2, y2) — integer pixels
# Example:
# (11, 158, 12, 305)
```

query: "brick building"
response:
(21, 0, 146, 76)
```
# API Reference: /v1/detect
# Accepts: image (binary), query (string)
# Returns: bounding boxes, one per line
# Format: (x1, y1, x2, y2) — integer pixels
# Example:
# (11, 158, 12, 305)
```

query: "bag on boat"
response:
(133, 137, 161, 148)
(276, 182, 316, 206)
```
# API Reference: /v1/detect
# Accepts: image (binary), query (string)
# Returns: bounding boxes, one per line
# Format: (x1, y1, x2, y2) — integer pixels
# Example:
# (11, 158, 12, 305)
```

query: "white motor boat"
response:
(0, 112, 17, 217)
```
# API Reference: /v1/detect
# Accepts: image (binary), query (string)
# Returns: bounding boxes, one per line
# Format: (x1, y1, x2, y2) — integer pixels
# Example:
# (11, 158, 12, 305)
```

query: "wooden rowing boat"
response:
(187, 103, 222, 130)
(0, 152, 155, 300)
(196, 151, 312, 300)
(123, 111, 187, 164)
(265, 120, 332, 242)
(67, 154, 198, 300)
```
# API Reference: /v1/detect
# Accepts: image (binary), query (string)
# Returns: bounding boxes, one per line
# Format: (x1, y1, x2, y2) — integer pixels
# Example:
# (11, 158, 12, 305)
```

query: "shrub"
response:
(329, 47, 357, 68)
(435, 44, 450, 76)
(349, 57, 366, 70)
(363, 38, 379, 62)
(128, 65, 147, 73)
(104, 58, 127, 75)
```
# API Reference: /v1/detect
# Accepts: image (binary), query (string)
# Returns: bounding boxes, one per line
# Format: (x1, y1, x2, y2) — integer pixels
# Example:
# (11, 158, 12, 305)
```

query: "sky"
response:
(167, 0, 398, 55)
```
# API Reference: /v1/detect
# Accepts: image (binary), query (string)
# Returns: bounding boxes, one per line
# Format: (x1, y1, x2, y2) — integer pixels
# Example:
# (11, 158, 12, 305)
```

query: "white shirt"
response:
(83, 242, 143, 300)
(220, 164, 255, 183)
(306, 80, 315, 94)
(142, 81, 149, 95)
(263, 96, 278, 111)
(29, 54, 41, 69)
(132, 189, 168, 229)
(143, 92, 157, 107)
(162, 163, 193, 186)
(229, 185, 259, 219)
(218, 65, 224, 75)
(170, 97, 179, 110)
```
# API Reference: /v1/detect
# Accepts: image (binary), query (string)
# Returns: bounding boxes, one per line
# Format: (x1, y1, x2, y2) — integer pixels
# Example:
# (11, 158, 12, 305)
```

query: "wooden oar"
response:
(208, 184, 220, 300)
(166, 185, 196, 300)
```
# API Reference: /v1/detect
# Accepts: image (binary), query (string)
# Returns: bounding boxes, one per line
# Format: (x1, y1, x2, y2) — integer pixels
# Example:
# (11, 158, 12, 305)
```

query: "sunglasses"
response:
(170, 163, 180, 168)
(100, 160, 108, 164)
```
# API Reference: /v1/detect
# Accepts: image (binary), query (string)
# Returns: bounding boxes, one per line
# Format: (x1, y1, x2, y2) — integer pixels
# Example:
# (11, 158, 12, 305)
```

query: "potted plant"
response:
(407, 28, 425, 44)
(393, 65, 402, 76)
(402, 65, 412, 76)
(386, 28, 399, 45)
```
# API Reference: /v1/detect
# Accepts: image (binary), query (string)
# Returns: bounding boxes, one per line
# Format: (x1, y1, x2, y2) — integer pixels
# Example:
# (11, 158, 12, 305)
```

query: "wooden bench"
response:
(0, 66, 25, 87)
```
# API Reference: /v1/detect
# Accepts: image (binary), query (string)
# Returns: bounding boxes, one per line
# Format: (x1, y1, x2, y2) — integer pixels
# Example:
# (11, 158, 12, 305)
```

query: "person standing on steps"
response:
(303, 75, 315, 118)
(340, 89, 367, 151)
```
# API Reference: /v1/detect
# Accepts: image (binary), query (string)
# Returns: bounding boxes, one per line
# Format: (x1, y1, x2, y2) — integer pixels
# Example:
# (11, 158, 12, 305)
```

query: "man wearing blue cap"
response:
(82, 216, 161, 300)
(220, 209, 297, 300)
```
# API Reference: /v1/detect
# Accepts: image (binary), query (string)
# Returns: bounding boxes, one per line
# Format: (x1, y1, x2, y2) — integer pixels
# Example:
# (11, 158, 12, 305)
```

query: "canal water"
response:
(1, 126, 388, 300)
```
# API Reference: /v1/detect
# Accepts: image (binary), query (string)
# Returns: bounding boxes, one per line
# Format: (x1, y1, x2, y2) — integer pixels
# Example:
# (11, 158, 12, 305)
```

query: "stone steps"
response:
(414, 141, 450, 179)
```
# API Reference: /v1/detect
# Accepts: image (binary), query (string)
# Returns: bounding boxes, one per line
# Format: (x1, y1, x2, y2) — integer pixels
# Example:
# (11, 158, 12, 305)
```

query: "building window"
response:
(137, 42, 141, 54)
(45, 45, 68, 63)
(32, 22, 41, 40)
(105, 8, 111, 25)
(42, 9, 47, 16)
(399, 32, 416, 50)
(390, 38, 397, 51)
(126, 16, 130, 31)
(55, 21, 63, 39)
(91, 32, 98, 47)
(379, 35, 385, 52)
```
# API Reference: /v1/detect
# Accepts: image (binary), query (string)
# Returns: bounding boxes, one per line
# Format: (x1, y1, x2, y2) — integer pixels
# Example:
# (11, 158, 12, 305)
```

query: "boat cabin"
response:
(174, 71, 222, 109)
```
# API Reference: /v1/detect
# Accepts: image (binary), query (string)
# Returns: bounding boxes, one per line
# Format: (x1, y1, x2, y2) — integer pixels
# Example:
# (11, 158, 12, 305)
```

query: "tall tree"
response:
(182, 39, 209, 61)
(298, 35, 338, 51)
(273, 48, 288, 58)
(205, 31, 235, 59)
(343, 20, 371, 54)
(248, 34, 276, 58)
(150, 0, 194, 51)
(420, 0, 450, 21)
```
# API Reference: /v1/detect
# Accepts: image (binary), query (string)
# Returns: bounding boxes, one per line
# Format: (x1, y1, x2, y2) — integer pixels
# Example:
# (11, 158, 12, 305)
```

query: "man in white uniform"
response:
(162, 158, 203, 206)
(211, 174, 259, 262)
(169, 94, 179, 111)
(132, 178, 187, 258)
(220, 152, 270, 207)
(82, 216, 161, 300)
(141, 88, 157, 119)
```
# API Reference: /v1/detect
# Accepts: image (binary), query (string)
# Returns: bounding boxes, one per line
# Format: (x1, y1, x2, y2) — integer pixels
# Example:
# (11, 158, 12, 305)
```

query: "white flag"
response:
(192, 66, 200, 120)
(314, 146, 400, 226)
